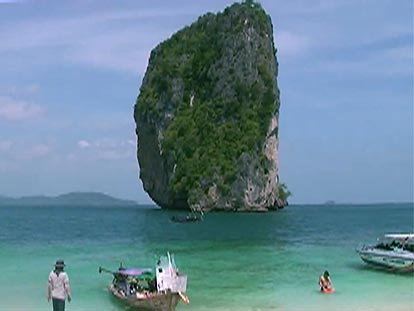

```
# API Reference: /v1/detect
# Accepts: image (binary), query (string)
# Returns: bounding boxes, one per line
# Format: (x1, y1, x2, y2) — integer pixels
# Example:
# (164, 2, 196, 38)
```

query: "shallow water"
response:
(0, 203, 413, 311)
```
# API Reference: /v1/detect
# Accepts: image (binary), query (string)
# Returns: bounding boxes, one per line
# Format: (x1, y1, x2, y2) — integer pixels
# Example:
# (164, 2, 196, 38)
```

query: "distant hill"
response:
(0, 192, 139, 207)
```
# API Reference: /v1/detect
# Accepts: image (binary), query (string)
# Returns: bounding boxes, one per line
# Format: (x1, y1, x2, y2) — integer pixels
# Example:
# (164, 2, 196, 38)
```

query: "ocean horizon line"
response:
(1, 191, 413, 208)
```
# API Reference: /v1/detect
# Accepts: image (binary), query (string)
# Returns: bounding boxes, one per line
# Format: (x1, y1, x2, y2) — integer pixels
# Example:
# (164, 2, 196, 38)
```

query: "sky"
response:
(0, 0, 412, 204)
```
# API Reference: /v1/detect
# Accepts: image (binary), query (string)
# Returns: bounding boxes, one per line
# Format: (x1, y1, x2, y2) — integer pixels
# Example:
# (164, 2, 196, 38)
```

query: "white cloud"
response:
(66, 153, 77, 161)
(92, 138, 137, 149)
(0, 141, 53, 175)
(268, 0, 412, 65)
(77, 140, 91, 148)
(31, 144, 50, 157)
(98, 149, 132, 160)
(25, 84, 40, 94)
(0, 96, 44, 121)
(0, 140, 52, 162)
(17, 144, 51, 160)
(75, 138, 135, 161)
(274, 30, 310, 58)
(310, 44, 413, 78)
(0, 140, 13, 152)
(382, 46, 413, 62)
(0, 7, 197, 73)
(93, 138, 118, 149)
(277, 0, 375, 16)
(0, 0, 411, 77)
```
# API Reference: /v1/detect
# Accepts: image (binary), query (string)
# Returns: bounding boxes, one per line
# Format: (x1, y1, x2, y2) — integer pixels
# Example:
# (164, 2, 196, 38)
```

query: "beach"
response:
(0, 203, 413, 311)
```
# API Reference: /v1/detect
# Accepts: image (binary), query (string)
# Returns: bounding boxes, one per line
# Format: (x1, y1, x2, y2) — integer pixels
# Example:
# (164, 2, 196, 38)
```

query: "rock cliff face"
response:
(134, 1, 285, 211)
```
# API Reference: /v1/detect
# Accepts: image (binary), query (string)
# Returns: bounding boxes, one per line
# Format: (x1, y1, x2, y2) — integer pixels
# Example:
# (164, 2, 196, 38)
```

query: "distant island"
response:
(0, 192, 140, 207)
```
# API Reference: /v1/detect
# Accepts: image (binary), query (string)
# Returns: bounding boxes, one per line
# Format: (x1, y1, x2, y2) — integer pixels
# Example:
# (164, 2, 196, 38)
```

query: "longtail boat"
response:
(99, 252, 189, 311)
(171, 211, 204, 223)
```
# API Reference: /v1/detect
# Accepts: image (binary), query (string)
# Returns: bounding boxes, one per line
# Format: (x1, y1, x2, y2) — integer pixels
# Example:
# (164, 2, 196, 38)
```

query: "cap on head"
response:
(54, 260, 66, 268)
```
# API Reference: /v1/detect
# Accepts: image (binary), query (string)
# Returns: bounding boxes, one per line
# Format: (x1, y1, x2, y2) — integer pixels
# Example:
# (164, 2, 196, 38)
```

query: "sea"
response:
(0, 203, 413, 311)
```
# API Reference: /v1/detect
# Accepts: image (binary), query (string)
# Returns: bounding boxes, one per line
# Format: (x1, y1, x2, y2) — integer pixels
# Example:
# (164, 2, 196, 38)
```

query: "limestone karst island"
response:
(134, 1, 289, 212)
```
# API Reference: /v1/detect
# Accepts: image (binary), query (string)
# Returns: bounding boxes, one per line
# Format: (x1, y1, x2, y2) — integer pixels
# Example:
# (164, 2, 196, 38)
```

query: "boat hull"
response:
(109, 285, 180, 311)
(357, 249, 414, 272)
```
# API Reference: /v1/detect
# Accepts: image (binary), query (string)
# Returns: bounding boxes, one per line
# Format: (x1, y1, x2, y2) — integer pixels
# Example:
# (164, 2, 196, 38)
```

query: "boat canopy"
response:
(118, 268, 153, 276)
(384, 234, 414, 240)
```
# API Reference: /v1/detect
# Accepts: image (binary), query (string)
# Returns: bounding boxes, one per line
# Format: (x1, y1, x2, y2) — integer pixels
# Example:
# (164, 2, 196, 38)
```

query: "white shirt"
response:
(48, 271, 69, 300)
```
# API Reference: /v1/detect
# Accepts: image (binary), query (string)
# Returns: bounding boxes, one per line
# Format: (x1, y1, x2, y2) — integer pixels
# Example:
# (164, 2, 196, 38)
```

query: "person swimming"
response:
(319, 270, 333, 292)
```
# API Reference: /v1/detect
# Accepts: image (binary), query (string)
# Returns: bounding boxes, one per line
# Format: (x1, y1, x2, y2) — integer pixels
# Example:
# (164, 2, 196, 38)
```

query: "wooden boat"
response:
(99, 252, 189, 311)
(171, 211, 203, 223)
(356, 233, 414, 272)
(109, 284, 181, 310)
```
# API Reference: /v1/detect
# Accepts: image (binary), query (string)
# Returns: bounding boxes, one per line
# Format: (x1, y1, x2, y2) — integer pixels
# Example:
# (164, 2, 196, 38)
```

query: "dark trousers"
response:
(52, 298, 65, 311)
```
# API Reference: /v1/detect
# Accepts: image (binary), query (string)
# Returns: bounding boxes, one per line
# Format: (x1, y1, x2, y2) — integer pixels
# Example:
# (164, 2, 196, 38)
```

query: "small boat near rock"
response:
(99, 252, 189, 311)
(171, 211, 204, 223)
(356, 233, 414, 272)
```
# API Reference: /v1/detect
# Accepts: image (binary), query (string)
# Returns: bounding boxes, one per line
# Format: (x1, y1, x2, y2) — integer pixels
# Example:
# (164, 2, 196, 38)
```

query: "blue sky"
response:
(0, 0, 412, 204)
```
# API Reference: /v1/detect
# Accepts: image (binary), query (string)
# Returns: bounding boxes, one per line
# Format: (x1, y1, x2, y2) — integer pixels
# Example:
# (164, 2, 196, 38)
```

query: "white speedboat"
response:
(356, 233, 414, 272)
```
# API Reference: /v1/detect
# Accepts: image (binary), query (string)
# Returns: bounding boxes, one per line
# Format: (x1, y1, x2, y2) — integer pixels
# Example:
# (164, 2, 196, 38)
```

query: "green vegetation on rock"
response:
(277, 183, 292, 203)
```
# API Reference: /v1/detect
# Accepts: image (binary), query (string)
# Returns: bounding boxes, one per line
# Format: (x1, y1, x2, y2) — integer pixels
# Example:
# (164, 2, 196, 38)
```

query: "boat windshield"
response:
(384, 234, 414, 240)
(374, 234, 414, 252)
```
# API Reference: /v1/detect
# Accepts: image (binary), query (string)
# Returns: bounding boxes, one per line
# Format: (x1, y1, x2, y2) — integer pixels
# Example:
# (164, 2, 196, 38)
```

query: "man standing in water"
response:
(47, 260, 72, 311)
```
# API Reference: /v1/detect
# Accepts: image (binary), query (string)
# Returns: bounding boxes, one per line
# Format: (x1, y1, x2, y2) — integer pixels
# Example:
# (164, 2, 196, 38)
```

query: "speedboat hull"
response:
(109, 284, 180, 311)
(357, 248, 414, 272)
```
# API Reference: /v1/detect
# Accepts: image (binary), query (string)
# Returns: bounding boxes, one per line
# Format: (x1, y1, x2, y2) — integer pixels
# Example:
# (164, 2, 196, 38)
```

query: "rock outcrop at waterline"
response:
(134, 1, 286, 211)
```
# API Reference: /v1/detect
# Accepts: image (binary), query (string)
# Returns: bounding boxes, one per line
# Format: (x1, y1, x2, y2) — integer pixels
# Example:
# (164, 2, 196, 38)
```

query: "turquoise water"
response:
(0, 203, 413, 311)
